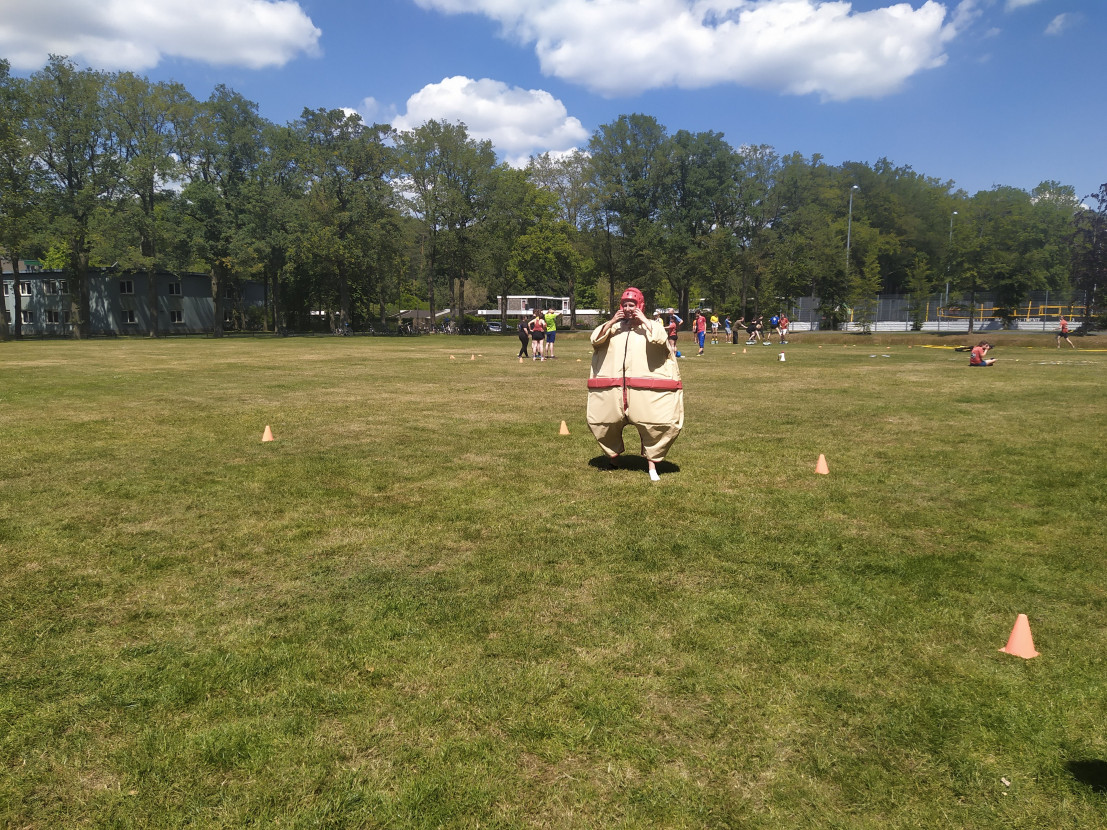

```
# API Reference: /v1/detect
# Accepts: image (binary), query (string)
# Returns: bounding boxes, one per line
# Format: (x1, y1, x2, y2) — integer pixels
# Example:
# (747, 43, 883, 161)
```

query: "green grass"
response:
(1, 333, 1105, 828)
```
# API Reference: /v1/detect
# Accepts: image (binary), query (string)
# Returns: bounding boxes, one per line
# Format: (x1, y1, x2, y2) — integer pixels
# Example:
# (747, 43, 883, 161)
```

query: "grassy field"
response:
(1, 332, 1105, 828)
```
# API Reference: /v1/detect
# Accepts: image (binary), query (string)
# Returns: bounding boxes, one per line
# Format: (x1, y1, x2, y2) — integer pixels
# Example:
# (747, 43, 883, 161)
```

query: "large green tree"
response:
(0, 60, 41, 340)
(395, 120, 496, 326)
(103, 72, 196, 335)
(27, 56, 121, 338)
(292, 108, 396, 331)
(588, 114, 668, 310)
(179, 85, 267, 336)
(656, 129, 739, 320)
(1071, 183, 1107, 330)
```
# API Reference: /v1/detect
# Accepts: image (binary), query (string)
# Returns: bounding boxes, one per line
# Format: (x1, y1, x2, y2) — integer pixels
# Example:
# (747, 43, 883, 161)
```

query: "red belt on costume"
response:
(587, 376, 683, 412)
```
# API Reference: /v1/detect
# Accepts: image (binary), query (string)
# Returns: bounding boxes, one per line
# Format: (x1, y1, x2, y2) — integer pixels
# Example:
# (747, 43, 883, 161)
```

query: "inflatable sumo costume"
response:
(586, 287, 684, 480)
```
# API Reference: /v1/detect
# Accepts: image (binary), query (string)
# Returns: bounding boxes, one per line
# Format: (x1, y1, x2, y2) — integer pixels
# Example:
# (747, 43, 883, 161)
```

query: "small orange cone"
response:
(519, 356, 524, 363)
(814, 454, 829, 475)
(262, 425, 274, 442)
(470, 354, 475, 360)
(559, 420, 570, 435)
(742, 348, 747, 354)
(450, 355, 455, 359)
(999, 613, 1039, 659)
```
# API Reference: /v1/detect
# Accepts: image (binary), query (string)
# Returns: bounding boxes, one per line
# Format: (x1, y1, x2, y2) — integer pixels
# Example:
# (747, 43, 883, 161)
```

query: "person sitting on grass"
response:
(969, 341, 996, 366)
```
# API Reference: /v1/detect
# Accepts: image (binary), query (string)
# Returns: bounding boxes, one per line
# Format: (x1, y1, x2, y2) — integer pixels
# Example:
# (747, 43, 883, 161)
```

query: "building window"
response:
(2, 282, 8, 296)
(44, 280, 56, 295)
(167, 282, 182, 296)
(45, 310, 60, 324)
(224, 286, 237, 300)
(21, 310, 34, 324)
(19, 281, 32, 296)
(170, 310, 183, 324)
(63, 310, 71, 325)
(120, 280, 134, 295)
(123, 309, 136, 324)
(2, 310, 9, 323)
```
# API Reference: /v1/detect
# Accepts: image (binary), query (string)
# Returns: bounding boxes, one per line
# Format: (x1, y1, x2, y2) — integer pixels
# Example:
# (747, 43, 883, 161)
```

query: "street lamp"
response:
(845, 185, 859, 274)
(945, 210, 957, 307)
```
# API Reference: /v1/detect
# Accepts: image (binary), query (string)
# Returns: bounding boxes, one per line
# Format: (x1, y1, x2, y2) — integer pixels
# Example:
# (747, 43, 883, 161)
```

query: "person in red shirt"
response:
(969, 341, 996, 366)
(1056, 316, 1075, 349)
(694, 311, 707, 355)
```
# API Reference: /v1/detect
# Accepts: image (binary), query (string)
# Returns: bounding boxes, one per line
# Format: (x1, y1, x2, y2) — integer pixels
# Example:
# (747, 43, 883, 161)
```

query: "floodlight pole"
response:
(945, 210, 957, 307)
(845, 185, 859, 275)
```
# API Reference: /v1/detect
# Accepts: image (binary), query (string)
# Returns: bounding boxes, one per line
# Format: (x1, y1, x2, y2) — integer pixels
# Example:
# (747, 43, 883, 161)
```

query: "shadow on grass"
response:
(1067, 759, 1107, 793)
(587, 455, 681, 475)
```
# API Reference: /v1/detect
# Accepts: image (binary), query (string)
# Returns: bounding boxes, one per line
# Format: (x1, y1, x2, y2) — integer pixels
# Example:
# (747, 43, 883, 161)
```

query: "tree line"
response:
(1, 56, 1104, 340)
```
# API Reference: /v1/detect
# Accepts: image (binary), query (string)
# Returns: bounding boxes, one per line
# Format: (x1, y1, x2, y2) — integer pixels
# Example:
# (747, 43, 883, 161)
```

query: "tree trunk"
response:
(9, 257, 21, 339)
(212, 263, 225, 338)
(456, 272, 466, 331)
(567, 270, 577, 330)
(339, 269, 351, 330)
(73, 251, 92, 340)
(146, 266, 160, 337)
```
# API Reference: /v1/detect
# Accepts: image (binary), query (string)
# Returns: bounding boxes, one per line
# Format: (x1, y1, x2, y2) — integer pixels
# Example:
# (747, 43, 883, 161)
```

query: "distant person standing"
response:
(529, 308, 546, 361)
(544, 308, 559, 358)
(667, 310, 683, 357)
(1057, 316, 1075, 349)
(695, 311, 707, 355)
(710, 313, 720, 345)
(517, 318, 530, 358)
(778, 314, 790, 344)
(723, 315, 733, 343)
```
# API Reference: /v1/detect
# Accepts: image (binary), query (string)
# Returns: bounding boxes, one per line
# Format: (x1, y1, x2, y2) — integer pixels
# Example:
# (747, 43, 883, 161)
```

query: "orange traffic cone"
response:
(262, 425, 274, 442)
(559, 420, 570, 435)
(742, 348, 747, 354)
(814, 454, 829, 475)
(999, 613, 1039, 658)
(470, 354, 476, 360)
(450, 355, 455, 359)
(519, 356, 524, 363)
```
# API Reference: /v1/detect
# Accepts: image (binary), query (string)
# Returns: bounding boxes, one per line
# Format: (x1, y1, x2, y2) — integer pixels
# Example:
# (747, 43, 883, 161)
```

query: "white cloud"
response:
(1005, 0, 1044, 10)
(0, 0, 321, 72)
(412, 0, 963, 101)
(357, 97, 399, 125)
(391, 76, 589, 166)
(1044, 13, 1072, 36)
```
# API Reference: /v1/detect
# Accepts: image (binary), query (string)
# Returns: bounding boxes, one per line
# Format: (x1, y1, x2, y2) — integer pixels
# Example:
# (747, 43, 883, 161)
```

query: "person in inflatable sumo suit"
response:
(586, 287, 684, 482)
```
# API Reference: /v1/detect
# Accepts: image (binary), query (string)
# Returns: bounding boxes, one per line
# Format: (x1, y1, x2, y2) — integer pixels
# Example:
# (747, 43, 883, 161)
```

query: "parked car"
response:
(487, 321, 502, 332)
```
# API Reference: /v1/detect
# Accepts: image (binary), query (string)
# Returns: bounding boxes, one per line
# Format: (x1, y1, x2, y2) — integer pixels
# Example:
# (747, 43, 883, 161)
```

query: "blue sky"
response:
(4, 0, 1103, 199)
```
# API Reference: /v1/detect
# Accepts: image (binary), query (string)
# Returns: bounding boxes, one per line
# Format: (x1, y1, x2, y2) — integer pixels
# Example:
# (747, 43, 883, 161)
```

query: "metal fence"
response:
(788, 291, 1089, 332)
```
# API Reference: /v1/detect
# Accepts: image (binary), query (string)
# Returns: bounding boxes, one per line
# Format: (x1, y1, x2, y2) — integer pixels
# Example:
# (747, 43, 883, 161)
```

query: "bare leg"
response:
(648, 459, 660, 481)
